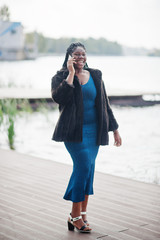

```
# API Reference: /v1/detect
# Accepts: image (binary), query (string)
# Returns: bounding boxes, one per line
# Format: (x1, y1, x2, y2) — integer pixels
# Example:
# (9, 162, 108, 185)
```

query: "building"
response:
(0, 20, 37, 60)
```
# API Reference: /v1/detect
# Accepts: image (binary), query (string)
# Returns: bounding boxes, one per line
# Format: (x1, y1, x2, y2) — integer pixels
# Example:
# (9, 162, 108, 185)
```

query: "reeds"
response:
(0, 99, 32, 150)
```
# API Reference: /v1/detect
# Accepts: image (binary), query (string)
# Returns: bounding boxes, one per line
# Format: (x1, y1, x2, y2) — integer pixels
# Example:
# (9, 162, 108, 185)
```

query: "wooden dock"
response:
(1, 88, 160, 106)
(0, 148, 160, 240)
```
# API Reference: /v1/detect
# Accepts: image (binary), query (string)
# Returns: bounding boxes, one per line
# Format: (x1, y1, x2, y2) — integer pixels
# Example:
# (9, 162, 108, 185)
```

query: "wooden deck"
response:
(1, 88, 160, 106)
(0, 148, 160, 240)
(0, 88, 145, 99)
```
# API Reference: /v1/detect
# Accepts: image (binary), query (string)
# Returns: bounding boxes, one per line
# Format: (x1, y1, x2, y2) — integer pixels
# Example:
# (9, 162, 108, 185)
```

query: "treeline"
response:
(148, 49, 160, 57)
(25, 32, 123, 56)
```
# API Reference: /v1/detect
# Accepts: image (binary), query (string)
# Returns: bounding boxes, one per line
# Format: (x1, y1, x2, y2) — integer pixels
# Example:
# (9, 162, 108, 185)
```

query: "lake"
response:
(0, 56, 160, 185)
(0, 55, 160, 93)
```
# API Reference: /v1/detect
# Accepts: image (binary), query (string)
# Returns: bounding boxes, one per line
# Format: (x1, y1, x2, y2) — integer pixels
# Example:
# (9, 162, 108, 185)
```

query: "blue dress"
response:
(63, 74, 99, 202)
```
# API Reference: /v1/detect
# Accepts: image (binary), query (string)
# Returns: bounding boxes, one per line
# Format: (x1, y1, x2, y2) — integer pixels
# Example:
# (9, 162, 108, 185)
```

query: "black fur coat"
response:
(51, 68, 118, 145)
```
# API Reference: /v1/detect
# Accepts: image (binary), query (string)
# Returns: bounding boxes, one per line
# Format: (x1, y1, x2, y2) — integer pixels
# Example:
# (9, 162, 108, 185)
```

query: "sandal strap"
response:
(80, 225, 87, 231)
(84, 220, 88, 223)
(81, 211, 87, 215)
(69, 213, 82, 222)
(72, 216, 82, 222)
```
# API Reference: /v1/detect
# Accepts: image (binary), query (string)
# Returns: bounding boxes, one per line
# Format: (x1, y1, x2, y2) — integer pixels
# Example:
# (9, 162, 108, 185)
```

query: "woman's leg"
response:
(81, 195, 89, 222)
(71, 201, 82, 218)
(71, 201, 91, 230)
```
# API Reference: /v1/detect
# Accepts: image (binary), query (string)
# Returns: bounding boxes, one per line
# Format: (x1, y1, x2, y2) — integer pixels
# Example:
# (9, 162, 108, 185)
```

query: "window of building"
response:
(11, 29, 16, 34)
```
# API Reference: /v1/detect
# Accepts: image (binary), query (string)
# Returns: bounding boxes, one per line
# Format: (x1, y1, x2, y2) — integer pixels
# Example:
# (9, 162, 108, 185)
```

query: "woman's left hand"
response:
(113, 130, 122, 147)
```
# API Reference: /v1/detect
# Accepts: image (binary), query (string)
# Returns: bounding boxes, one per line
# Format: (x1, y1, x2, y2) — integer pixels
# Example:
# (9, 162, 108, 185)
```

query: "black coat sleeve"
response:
(51, 71, 75, 105)
(102, 81, 119, 132)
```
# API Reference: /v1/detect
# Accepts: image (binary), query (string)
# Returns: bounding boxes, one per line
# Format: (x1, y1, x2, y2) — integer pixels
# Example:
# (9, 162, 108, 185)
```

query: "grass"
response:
(0, 98, 54, 150)
(0, 99, 32, 150)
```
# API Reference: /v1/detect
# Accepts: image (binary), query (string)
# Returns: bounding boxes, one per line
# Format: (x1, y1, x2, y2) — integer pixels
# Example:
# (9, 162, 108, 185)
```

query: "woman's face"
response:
(71, 47, 87, 69)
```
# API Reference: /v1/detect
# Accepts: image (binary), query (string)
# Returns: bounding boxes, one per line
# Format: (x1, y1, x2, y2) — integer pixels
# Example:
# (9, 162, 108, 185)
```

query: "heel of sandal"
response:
(68, 221, 75, 231)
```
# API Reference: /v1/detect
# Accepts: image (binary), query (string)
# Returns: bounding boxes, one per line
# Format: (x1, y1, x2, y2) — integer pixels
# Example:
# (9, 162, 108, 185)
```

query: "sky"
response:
(1, 0, 160, 49)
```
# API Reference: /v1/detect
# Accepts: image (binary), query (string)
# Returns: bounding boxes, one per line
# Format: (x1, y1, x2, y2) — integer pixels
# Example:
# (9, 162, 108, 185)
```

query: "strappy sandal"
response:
(81, 211, 89, 226)
(68, 213, 91, 233)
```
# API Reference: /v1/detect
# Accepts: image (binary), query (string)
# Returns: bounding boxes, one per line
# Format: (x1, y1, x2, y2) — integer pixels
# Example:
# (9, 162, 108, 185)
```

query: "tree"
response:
(0, 5, 10, 21)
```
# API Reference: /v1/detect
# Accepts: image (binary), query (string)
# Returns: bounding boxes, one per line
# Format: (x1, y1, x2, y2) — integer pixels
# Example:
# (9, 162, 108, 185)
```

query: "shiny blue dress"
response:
(64, 74, 99, 202)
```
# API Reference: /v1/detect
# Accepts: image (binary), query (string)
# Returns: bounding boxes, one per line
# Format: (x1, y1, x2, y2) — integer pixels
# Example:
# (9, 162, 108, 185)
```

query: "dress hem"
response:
(63, 193, 94, 203)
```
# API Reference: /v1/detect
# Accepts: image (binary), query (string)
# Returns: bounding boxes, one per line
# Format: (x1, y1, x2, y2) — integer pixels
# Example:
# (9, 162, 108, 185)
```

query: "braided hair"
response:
(62, 42, 88, 69)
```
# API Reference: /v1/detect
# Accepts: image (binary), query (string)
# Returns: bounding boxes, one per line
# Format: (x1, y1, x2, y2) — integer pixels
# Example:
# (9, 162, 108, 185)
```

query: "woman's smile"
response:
(76, 60, 85, 64)
(72, 47, 87, 68)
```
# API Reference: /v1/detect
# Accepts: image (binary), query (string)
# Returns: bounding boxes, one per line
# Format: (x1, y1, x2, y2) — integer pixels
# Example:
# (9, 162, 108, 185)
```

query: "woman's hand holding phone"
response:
(67, 56, 76, 74)
(66, 56, 76, 85)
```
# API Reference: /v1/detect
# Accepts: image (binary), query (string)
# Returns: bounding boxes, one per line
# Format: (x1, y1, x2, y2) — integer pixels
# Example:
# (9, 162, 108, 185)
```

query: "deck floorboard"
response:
(0, 148, 160, 240)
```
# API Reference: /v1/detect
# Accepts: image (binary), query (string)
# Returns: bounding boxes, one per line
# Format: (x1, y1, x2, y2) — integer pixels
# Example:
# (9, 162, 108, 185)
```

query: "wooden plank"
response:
(0, 175, 158, 221)
(1, 184, 159, 235)
(0, 223, 33, 240)
(0, 233, 16, 240)
(1, 181, 156, 229)
(98, 236, 118, 240)
(0, 163, 160, 212)
(102, 231, 142, 240)
(101, 232, 140, 240)
(1, 87, 159, 99)
(140, 224, 160, 234)
(0, 148, 160, 240)
(122, 228, 160, 240)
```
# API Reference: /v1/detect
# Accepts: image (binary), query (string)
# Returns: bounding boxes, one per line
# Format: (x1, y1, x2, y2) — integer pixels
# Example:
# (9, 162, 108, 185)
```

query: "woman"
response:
(51, 42, 122, 233)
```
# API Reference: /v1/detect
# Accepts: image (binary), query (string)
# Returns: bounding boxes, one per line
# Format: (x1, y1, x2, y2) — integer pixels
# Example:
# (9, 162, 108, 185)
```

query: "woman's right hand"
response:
(67, 57, 76, 74)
